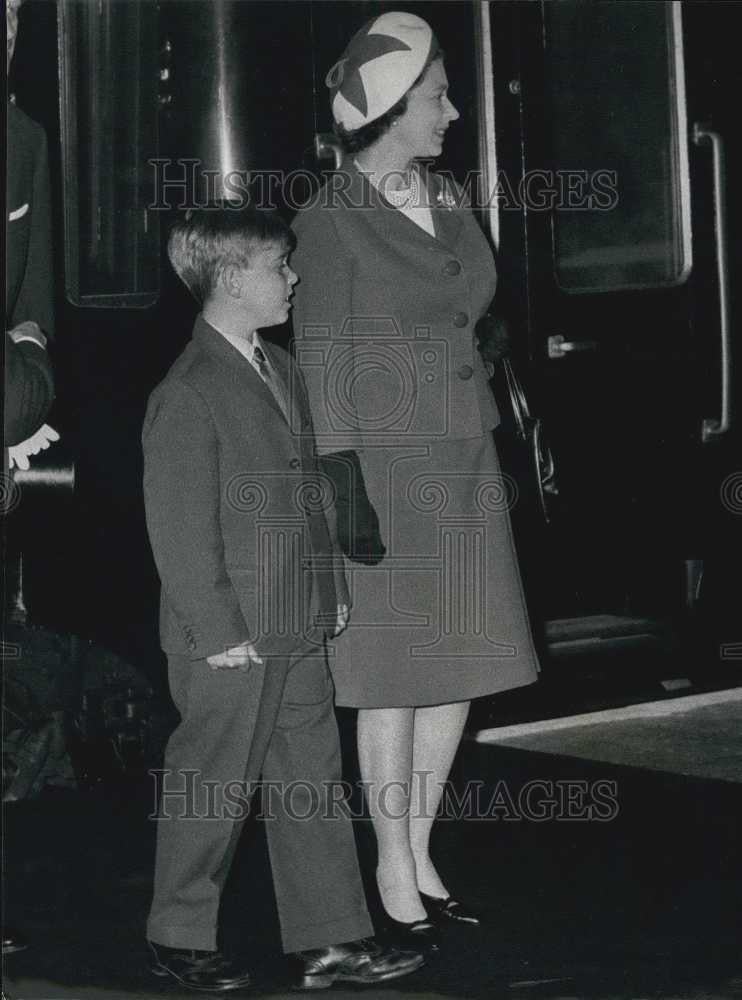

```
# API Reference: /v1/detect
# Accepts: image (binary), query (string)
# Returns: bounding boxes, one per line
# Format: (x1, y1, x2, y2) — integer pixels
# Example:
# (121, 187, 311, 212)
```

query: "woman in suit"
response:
(291, 11, 540, 951)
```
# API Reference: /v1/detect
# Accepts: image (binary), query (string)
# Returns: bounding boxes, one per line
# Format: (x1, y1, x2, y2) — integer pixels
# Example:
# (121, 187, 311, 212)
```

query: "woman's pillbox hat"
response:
(326, 11, 436, 131)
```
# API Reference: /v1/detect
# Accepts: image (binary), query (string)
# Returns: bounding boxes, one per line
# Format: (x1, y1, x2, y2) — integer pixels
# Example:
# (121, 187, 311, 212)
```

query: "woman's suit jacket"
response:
(291, 160, 499, 456)
(142, 316, 348, 661)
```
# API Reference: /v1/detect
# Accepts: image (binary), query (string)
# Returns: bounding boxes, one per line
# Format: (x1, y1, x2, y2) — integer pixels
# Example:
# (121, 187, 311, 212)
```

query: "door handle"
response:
(693, 123, 733, 442)
(547, 334, 599, 359)
(314, 133, 343, 171)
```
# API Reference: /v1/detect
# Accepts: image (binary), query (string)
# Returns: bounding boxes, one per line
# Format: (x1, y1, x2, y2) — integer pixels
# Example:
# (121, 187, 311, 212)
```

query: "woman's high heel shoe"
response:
(383, 915, 440, 954)
(419, 892, 482, 927)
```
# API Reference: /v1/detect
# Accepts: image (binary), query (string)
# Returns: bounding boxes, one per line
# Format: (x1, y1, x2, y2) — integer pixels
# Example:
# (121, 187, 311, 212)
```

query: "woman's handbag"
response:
(492, 358, 560, 525)
(317, 450, 386, 564)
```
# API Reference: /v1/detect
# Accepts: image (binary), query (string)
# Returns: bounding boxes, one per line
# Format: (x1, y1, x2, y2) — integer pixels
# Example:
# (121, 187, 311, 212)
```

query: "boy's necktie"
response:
(253, 345, 290, 422)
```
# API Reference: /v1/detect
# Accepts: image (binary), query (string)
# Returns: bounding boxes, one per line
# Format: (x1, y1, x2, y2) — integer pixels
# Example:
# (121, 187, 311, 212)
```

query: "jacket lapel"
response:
(426, 170, 465, 251)
(261, 339, 300, 429)
(341, 160, 464, 254)
(191, 316, 287, 423)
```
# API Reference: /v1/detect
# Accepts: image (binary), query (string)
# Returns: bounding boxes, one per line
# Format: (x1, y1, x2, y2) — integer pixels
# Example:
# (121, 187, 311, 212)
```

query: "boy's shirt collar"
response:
(216, 326, 269, 375)
(193, 315, 284, 387)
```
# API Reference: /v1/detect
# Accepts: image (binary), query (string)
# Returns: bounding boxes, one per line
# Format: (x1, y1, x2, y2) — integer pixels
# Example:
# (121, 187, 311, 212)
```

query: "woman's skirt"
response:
(326, 432, 541, 707)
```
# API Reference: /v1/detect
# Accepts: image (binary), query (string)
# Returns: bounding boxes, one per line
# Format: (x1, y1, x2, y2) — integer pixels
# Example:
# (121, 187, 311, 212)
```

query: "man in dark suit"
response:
(142, 206, 423, 991)
(6, 102, 54, 340)
(3, 0, 58, 954)
(4, 332, 54, 452)
(6, 0, 58, 472)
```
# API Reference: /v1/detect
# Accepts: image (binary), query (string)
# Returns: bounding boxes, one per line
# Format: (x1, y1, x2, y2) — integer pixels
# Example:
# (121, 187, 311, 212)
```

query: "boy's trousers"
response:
(146, 634, 373, 953)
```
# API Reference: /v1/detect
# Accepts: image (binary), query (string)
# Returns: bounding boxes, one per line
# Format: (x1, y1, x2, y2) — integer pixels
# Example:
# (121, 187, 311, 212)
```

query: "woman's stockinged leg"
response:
(409, 700, 471, 898)
(357, 706, 427, 923)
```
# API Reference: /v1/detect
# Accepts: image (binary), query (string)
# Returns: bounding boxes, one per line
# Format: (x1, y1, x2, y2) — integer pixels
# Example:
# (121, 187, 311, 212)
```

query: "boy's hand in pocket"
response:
(207, 642, 263, 671)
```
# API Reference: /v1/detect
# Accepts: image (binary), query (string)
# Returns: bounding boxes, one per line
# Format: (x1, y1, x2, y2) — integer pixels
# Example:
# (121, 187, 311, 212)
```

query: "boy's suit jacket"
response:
(143, 316, 348, 660)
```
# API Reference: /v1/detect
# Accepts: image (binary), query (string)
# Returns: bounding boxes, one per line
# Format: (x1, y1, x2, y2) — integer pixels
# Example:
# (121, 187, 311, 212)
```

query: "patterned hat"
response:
(326, 11, 436, 131)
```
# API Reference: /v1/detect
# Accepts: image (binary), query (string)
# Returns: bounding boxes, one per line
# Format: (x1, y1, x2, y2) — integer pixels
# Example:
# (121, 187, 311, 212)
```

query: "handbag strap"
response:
(502, 357, 532, 438)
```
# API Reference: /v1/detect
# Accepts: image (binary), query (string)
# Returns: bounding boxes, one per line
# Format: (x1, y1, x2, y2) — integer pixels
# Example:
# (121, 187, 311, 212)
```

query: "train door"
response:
(481, 0, 740, 680)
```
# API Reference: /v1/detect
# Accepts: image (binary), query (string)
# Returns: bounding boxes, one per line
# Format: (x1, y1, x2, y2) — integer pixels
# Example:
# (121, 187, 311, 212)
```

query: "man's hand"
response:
(8, 321, 47, 349)
(8, 423, 60, 470)
(334, 603, 349, 637)
(207, 642, 263, 671)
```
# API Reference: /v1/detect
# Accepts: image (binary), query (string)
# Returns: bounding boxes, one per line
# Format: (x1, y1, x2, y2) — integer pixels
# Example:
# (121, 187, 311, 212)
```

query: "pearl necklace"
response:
(382, 167, 420, 210)
(353, 159, 425, 211)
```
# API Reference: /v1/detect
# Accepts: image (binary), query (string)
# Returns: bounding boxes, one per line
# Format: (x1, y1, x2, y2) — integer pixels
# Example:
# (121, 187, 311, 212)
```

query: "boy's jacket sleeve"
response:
(143, 378, 249, 660)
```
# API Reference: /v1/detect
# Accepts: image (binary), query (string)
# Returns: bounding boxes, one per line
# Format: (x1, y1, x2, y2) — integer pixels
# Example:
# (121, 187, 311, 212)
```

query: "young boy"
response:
(143, 206, 423, 991)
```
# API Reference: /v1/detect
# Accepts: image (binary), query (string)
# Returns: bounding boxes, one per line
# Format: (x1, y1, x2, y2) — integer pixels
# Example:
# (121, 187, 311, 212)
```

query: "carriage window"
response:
(544, 0, 691, 292)
(58, 0, 160, 308)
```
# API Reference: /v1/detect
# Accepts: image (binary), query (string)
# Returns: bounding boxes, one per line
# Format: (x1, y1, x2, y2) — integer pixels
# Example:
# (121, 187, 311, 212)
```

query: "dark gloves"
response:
(318, 450, 386, 565)
(474, 311, 511, 364)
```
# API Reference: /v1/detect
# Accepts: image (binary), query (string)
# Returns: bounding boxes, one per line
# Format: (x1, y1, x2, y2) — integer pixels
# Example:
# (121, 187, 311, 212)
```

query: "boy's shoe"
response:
(292, 937, 424, 989)
(148, 941, 253, 992)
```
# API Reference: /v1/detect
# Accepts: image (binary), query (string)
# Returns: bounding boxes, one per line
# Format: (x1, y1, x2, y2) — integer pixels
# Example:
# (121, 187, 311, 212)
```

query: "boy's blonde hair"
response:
(168, 204, 296, 304)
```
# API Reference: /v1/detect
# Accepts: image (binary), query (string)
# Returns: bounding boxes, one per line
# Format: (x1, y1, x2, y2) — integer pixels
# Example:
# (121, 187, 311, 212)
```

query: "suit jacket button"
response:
(443, 260, 462, 276)
(289, 457, 301, 469)
(457, 364, 474, 380)
(453, 311, 469, 327)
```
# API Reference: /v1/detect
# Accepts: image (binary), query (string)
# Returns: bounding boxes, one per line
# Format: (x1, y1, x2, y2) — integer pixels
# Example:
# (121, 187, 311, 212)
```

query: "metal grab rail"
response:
(693, 122, 733, 442)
